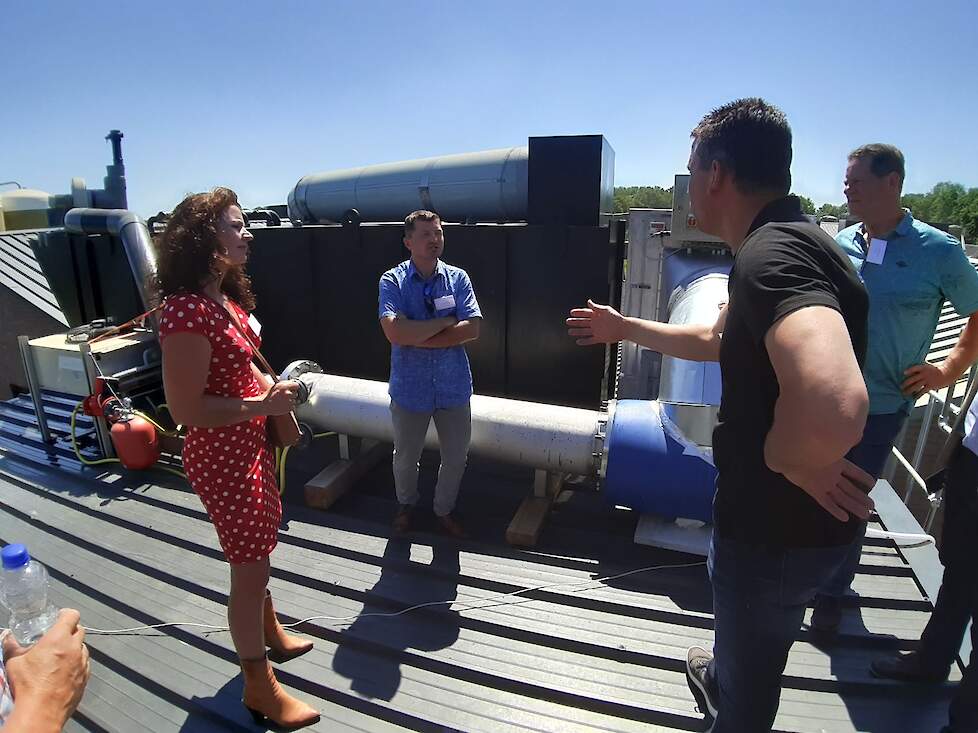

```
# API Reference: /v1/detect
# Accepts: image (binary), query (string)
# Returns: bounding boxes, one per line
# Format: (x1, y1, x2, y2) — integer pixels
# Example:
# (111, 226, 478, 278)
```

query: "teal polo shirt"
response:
(837, 211, 978, 414)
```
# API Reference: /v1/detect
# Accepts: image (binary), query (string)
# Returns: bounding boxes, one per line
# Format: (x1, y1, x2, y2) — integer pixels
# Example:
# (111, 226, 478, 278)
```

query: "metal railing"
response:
(884, 365, 978, 532)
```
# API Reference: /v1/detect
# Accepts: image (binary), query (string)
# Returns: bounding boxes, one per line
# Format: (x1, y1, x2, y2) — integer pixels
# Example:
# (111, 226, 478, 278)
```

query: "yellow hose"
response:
(154, 465, 189, 480)
(70, 401, 187, 481)
(278, 445, 291, 494)
(70, 403, 119, 467)
(69, 401, 339, 491)
(132, 410, 179, 437)
(277, 431, 336, 496)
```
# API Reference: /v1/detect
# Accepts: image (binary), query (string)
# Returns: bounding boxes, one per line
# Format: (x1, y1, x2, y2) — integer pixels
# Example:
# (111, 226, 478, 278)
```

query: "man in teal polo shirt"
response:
(812, 143, 978, 632)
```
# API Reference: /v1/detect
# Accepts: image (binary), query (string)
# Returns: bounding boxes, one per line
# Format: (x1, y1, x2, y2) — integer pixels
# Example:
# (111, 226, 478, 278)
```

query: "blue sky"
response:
(4, 0, 976, 217)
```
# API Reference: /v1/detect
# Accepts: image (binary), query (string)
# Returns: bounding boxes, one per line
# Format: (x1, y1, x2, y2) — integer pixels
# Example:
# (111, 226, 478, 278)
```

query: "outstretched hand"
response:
(781, 458, 875, 522)
(566, 300, 626, 346)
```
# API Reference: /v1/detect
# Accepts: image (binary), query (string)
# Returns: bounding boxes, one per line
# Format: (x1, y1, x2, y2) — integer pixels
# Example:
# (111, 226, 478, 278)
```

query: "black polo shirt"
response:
(712, 196, 869, 548)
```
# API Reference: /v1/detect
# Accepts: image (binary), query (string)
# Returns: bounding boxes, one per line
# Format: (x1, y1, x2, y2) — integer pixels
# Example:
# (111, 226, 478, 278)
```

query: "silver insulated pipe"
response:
(287, 368, 602, 476)
(64, 208, 158, 315)
(288, 146, 528, 224)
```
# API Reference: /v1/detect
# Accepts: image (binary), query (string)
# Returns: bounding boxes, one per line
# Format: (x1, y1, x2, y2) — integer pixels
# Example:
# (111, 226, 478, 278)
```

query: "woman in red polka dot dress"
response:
(155, 188, 319, 729)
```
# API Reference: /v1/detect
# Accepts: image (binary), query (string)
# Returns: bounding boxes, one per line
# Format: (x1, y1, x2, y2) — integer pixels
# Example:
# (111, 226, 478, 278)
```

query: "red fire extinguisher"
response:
(109, 409, 161, 470)
(82, 381, 161, 470)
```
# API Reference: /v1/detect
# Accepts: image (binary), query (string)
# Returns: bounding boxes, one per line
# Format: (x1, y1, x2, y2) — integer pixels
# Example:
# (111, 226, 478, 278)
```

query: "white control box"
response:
(26, 330, 160, 397)
(670, 174, 724, 245)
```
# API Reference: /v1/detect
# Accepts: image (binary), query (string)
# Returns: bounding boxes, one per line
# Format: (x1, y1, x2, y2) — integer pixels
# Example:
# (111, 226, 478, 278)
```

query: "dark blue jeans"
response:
(821, 410, 909, 598)
(707, 533, 852, 732)
(921, 447, 978, 732)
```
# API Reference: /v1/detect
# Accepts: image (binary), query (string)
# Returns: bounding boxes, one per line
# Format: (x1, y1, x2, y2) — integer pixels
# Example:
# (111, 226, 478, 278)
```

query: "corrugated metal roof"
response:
(0, 231, 69, 326)
(0, 393, 961, 732)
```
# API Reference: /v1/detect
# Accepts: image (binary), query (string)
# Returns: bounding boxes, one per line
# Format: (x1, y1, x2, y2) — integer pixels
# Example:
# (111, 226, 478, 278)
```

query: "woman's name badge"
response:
(247, 313, 263, 336)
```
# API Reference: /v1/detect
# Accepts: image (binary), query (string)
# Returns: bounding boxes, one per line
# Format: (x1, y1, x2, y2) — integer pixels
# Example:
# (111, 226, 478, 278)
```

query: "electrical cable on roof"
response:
(82, 559, 708, 635)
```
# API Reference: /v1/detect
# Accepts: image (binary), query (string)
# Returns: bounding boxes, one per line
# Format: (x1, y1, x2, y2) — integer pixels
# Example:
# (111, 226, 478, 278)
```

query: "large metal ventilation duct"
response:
(64, 208, 158, 317)
(288, 146, 528, 224)
(657, 276, 726, 445)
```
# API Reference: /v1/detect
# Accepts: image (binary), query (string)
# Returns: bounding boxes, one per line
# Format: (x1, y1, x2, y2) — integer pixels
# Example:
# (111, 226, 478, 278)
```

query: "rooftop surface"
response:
(0, 392, 962, 733)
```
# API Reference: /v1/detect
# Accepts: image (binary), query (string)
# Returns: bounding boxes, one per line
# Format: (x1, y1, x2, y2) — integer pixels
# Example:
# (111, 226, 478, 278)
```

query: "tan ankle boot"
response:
(240, 656, 320, 729)
(264, 590, 314, 662)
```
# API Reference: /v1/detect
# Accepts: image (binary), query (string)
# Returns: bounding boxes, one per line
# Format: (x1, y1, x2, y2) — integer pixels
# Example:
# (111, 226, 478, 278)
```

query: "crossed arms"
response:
(380, 314, 480, 348)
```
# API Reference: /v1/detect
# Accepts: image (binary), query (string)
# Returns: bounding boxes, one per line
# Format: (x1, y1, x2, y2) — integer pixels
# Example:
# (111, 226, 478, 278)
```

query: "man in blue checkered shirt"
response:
(379, 210, 482, 538)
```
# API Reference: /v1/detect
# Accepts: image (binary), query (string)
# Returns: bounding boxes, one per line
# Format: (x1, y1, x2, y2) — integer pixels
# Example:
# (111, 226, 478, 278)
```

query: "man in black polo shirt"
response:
(567, 98, 874, 731)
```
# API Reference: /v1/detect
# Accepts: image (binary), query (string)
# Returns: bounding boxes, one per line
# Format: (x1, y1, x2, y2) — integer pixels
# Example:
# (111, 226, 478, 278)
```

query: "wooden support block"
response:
(506, 496, 553, 547)
(304, 439, 389, 510)
(337, 433, 351, 461)
(507, 471, 568, 546)
(546, 471, 566, 497)
(533, 469, 547, 497)
(533, 469, 566, 498)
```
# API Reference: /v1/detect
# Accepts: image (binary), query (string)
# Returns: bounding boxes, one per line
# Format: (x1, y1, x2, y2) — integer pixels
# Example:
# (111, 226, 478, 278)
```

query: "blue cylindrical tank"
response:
(288, 146, 528, 223)
(602, 399, 717, 522)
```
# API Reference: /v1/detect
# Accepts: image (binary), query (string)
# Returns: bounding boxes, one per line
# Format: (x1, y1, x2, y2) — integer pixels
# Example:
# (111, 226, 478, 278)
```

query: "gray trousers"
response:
(390, 400, 471, 517)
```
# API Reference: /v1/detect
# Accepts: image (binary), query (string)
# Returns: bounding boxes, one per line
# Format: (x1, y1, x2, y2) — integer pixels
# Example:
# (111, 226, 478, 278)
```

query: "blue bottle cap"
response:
(1, 544, 30, 570)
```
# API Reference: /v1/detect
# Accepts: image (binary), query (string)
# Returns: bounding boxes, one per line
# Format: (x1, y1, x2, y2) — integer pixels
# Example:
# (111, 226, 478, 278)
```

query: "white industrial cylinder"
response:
(295, 373, 601, 475)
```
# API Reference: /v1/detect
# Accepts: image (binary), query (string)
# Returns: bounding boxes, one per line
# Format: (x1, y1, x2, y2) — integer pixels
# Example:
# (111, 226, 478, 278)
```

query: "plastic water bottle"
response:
(1, 544, 57, 646)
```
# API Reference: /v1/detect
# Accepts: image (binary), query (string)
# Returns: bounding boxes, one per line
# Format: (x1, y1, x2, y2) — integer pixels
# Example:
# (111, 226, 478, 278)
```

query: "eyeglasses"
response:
(423, 282, 435, 314)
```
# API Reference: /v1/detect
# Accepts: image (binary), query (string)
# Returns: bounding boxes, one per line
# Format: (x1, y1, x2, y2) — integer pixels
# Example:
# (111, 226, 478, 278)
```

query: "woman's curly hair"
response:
(153, 187, 256, 310)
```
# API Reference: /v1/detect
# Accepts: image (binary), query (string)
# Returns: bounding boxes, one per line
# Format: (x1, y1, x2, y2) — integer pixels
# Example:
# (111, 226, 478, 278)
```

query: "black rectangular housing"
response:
(527, 135, 615, 227)
(247, 222, 614, 408)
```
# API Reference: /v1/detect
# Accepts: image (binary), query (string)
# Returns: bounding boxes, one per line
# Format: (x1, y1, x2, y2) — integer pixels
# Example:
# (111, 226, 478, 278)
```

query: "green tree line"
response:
(613, 186, 674, 211)
(614, 182, 978, 241)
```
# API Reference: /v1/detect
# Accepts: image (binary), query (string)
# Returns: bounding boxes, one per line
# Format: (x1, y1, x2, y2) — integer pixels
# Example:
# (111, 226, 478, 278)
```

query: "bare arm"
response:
(763, 306, 874, 521)
(417, 318, 481, 348)
(567, 300, 725, 362)
(162, 333, 297, 427)
(765, 306, 868, 472)
(902, 311, 978, 396)
(252, 362, 275, 390)
(380, 315, 456, 346)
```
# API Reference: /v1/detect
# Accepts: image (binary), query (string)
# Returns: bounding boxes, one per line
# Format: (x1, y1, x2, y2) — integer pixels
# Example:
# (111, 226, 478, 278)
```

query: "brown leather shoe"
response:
(240, 656, 320, 729)
(264, 591, 314, 663)
(437, 513, 467, 539)
(392, 504, 413, 534)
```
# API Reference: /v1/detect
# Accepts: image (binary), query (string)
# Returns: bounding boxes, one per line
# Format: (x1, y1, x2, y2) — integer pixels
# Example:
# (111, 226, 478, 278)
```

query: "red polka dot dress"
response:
(159, 293, 281, 564)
